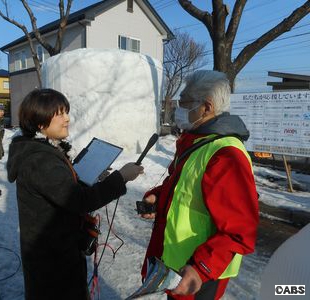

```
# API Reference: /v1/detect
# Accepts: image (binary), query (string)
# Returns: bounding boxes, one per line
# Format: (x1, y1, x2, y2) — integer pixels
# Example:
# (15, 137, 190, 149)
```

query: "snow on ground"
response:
(1, 129, 310, 300)
(255, 166, 310, 212)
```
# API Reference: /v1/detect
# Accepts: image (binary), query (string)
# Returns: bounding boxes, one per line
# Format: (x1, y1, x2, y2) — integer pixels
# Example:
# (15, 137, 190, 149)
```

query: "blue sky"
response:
(0, 0, 309, 92)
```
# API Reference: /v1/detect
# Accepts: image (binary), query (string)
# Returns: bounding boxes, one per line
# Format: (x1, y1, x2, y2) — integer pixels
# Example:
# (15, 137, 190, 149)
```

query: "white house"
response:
(0, 0, 173, 125)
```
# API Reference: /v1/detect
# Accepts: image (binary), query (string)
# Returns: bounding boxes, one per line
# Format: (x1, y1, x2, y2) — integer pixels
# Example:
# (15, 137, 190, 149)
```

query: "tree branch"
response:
(59, 0, 65, 18)
(212, 0, 228, 37)
(164, 30, 206, 99)
(0, 0, 74, 85)
(21, 0, 55, 54)
(178, 0, 214, 37)
(233, 1, 310, 74)
(0, 0, 9, 16)
(54, 0, 73, 54)
(0, 6, 42, 86)
(212, 0, 230, 71)
(20, 0, 72, 56)
(226, 0, 247, 49)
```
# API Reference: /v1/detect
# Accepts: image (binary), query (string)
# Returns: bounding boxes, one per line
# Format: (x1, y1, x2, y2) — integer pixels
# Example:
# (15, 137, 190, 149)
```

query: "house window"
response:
(37, 45, 45, 63)
(3, 81, 9, 90)
(118, 35, 140, 53)
(14, 50, 27, 71)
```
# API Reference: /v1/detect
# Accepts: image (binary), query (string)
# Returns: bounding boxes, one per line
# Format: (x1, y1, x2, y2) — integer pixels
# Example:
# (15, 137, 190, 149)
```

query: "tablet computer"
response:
(73, 138, 123, 186)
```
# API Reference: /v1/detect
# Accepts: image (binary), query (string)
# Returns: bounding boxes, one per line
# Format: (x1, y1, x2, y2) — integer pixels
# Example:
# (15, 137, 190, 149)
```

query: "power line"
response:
(166, 30, 310, 68)
(174, 13, 309, 35)
(37, 0, 58, 6)
(254, 48, 310, 61)
(243, 0, 279, 12)
(152, 0, 167, 6)
(238, 66, 310, 76)
(239, 13, 291, 35)
(174, 22, 201, 30)
(253, 41, 310, 55)
(198, 30, 310, 59)
(254, 39, 310, 55)
(173, 2, 309, 39)
(28, 0, 59, 13)
(154, 0, 177, 11)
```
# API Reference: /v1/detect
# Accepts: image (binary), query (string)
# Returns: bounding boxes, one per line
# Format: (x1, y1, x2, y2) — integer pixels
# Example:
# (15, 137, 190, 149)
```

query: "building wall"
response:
(9, 70, 39, 126)
(8, 24, 85, 73)
(0, 76, 10, 95)
(6, 1, 166, 124)
(0, 75, 11, 126)
(7, 24, 85, 125)
(87, 1, 163, 62)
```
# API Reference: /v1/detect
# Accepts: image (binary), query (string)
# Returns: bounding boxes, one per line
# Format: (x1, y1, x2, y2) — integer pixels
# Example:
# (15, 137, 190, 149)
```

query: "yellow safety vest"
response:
(162, 135, 252, 279)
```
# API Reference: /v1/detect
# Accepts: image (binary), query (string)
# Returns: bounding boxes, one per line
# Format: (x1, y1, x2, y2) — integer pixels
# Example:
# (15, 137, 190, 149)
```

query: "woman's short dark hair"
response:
(19, 88, 70, 137)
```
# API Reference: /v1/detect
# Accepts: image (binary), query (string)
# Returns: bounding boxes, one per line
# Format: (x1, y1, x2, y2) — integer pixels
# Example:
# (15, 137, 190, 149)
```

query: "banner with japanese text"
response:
(230, 91, 310, 157)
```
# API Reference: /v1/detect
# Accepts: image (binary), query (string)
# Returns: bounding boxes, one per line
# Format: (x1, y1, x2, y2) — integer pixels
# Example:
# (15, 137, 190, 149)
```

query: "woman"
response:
(7, 88, 143, 300)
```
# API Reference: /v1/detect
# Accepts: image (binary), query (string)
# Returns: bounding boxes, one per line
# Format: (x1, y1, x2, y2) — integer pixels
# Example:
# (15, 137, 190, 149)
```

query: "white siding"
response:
(8, 24, 85, 73)
(86, 1, 163, 62)
(6, 1, 168, 124)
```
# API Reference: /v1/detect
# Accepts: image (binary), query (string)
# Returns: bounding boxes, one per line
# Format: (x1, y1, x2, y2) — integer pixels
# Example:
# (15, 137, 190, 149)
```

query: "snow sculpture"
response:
(42, 48, 162, 154)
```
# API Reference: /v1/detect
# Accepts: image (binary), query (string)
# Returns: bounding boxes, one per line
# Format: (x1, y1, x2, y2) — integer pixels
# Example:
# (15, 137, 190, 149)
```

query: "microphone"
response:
(135, 133, 159, 215)
(136, 133, 159, 165)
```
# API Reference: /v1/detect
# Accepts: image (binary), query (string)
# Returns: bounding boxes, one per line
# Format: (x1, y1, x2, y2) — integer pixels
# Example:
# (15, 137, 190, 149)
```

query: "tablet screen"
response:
(73, 138, 123, 186)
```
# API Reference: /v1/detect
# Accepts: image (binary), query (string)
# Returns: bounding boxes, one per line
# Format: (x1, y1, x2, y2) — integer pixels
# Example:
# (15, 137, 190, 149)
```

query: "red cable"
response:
(98, 242, 115, 256)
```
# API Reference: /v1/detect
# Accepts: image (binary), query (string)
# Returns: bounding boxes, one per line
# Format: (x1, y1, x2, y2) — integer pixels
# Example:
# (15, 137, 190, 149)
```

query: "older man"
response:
(140, 70, 259, 300)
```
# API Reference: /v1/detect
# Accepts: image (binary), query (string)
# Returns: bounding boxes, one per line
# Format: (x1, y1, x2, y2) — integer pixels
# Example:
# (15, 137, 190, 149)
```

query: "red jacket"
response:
(142, 131, 259, 299)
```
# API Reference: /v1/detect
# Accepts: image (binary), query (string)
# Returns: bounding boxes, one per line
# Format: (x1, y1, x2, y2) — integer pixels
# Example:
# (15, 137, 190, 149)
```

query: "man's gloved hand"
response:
(139, 194, 157, 219)
(119, 162, 144, 182)
(170, 265, 202, 296)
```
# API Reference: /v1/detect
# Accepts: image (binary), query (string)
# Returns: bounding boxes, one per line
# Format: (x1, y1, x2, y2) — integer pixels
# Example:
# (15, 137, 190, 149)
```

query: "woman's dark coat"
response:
(7, 136, 126, 300)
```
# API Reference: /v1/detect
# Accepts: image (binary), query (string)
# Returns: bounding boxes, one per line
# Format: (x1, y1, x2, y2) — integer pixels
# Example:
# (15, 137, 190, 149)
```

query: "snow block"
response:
(42, 48, 162, 154)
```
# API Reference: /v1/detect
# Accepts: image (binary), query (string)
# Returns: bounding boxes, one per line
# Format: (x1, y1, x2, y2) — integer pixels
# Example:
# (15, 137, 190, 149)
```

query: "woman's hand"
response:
(98, 169, 111, 181)
(119, 163, 144, 182)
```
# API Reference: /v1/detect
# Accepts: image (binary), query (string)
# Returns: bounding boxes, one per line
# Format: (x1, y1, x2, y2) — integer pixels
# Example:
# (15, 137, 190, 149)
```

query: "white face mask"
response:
(174, 104, 202, 130)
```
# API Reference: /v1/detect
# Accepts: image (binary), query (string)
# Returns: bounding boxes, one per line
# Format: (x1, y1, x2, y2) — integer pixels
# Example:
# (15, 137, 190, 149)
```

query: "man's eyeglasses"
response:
(176, 100, 201, 109)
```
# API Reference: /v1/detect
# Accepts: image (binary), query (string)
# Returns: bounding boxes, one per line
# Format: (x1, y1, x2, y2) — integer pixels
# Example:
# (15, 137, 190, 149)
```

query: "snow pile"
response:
(42, 48, 163, 154)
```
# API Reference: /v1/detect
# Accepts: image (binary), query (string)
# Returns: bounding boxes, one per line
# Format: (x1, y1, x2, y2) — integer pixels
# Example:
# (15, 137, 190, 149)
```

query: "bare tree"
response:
(178, 0, 310, 91)
(0, 0, 73, 87)
(164, 30, 206, 100)
(162, 30, 206, 124)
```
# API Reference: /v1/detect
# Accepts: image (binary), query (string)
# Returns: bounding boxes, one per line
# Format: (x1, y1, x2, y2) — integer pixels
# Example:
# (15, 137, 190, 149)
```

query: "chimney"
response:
(127, 0, 133, 13)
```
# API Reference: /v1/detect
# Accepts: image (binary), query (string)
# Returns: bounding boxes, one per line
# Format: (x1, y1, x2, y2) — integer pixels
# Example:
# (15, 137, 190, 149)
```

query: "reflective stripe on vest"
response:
(162, 135, 252, 279)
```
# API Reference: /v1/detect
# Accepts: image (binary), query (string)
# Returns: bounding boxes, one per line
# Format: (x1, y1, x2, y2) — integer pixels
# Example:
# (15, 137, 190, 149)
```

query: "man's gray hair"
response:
(180, 70, 231, 115)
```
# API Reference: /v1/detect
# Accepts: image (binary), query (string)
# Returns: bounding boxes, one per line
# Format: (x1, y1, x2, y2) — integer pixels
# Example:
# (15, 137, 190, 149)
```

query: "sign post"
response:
(282, 155, 294, 192)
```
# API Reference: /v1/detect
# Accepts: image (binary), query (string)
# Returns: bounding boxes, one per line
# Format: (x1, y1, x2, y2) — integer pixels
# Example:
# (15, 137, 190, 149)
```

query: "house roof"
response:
(1, 0, 174, 51)
(0, 69, 9, 77)
(268, 71, 310, 82)
(267, 71, 310, 90)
